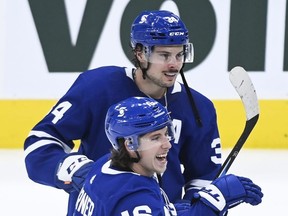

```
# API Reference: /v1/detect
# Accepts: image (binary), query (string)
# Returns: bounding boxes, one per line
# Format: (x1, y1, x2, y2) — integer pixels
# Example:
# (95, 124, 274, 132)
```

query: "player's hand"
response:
(55, 153, 94, 193)
(193, 174, 263, 215)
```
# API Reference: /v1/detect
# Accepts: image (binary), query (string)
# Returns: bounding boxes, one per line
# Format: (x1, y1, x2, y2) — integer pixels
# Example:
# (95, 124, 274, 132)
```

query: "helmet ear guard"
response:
(125, 136, 138, 151)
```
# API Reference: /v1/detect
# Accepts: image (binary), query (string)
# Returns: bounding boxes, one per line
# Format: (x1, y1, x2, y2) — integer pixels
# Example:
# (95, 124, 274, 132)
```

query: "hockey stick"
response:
(216, 66, 259, 178)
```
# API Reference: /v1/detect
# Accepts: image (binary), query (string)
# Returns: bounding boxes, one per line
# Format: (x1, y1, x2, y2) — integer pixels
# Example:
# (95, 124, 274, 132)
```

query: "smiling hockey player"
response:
(73, 97, 263, 216)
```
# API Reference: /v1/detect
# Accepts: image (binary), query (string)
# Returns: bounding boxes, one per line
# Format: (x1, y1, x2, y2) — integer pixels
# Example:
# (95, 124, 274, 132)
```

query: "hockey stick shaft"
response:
(216, 114, 259, 178)
(216, 66, 260, 178)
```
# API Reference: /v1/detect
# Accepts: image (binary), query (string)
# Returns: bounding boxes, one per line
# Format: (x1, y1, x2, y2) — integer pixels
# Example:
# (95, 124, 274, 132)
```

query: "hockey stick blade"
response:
(216, 66, 260, 178)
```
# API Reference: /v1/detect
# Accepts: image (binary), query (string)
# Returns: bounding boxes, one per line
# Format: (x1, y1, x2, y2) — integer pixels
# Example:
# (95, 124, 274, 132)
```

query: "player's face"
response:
(132, 127, 172, 177)
(146, 45, 184, 88)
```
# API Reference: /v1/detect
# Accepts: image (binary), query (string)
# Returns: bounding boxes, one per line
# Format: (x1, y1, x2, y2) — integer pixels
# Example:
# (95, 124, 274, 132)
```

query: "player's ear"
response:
(135, 50, 146, 63)
(124, 139, 134, 153)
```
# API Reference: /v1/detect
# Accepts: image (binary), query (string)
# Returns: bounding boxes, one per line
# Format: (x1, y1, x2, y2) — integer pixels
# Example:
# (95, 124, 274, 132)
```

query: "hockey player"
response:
(25, 10, 223, 215)
(73, 97, 263, 216)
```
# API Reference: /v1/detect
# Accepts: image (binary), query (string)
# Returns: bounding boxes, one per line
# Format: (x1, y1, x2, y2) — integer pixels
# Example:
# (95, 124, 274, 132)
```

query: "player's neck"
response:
(133, 68, 166, 99)
(130, 163, 154, 177)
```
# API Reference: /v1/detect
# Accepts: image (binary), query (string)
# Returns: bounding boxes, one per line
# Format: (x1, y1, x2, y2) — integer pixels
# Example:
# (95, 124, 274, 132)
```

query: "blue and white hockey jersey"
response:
(73, 159, 218, 216)
(24, 66, 222, 215)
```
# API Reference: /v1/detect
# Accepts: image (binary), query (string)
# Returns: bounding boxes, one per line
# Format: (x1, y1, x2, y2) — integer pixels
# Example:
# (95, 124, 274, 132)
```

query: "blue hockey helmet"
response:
(105, 97, 174, 151)
(131, 10, 194, 62)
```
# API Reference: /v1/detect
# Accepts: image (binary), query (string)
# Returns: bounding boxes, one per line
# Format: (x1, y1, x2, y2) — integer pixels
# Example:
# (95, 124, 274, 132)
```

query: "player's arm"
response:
(24, 74, 93, 192)
(110, 183, 233, 216)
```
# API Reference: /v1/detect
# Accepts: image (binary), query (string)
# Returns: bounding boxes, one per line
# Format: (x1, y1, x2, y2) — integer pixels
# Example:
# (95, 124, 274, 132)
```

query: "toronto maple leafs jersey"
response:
(24, 66, 222, 215)
(73, 159, 218, 216)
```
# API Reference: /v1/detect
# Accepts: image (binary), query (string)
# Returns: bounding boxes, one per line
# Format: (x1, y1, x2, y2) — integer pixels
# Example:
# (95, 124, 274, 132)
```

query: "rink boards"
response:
(1, 99, 287, 149)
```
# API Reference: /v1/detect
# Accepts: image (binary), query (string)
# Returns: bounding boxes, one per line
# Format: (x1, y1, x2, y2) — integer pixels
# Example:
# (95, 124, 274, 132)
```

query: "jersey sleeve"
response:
(24, 72, 93, 187)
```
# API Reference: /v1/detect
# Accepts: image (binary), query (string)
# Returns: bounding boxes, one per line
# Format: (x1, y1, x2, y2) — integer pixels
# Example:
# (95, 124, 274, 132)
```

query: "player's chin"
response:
(166, 75, 178, 84)
(155, 167, 167, 175)
(154, 160, 168, 173)
(162, 79, 176, 88)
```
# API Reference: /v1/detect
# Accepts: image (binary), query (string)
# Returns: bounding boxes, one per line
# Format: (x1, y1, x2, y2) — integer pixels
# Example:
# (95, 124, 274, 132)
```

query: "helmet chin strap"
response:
(130, 151, 141, 163)
(179, 63, 202, 127)
(139, 61, 151, 79)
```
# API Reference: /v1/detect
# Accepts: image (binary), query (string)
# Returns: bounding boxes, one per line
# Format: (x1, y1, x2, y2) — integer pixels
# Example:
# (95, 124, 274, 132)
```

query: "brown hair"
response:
(110, 138, 134, 170)
(131, 43, 143, 67)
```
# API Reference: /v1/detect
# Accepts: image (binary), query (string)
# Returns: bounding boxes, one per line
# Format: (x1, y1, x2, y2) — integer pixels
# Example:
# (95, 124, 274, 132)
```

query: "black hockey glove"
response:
(55, 153, 94, 193)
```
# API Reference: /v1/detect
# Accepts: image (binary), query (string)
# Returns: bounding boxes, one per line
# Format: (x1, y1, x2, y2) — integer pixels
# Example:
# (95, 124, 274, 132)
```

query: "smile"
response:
(156, 153, 168, 161)
(164, 72, 177, 77)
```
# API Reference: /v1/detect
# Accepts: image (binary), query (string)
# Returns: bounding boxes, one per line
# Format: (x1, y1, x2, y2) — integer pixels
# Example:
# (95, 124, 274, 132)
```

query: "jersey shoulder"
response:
(80, 66, 133, 82)
(81, 162, 164, 214)
(64, 66, 136, 101)
(170, 81, 215, 110)
(87, 161, 160, 195)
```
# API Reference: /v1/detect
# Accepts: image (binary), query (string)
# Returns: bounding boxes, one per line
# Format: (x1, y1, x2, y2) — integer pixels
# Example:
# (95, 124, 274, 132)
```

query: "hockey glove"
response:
(55, 153, 94, 193)
(193, 174, 263, 215)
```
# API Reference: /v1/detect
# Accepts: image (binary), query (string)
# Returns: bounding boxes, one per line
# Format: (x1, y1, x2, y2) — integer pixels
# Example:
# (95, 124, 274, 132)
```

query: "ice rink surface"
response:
(1, 149, 287, 215)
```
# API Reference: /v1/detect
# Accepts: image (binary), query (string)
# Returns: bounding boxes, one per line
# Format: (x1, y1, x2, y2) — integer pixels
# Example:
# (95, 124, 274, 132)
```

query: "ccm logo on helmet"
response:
(169, 32, 185, 36)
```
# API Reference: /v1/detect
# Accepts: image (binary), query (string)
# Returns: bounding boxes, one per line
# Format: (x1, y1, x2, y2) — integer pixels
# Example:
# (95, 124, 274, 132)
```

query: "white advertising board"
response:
(1, 0, 287, 99)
